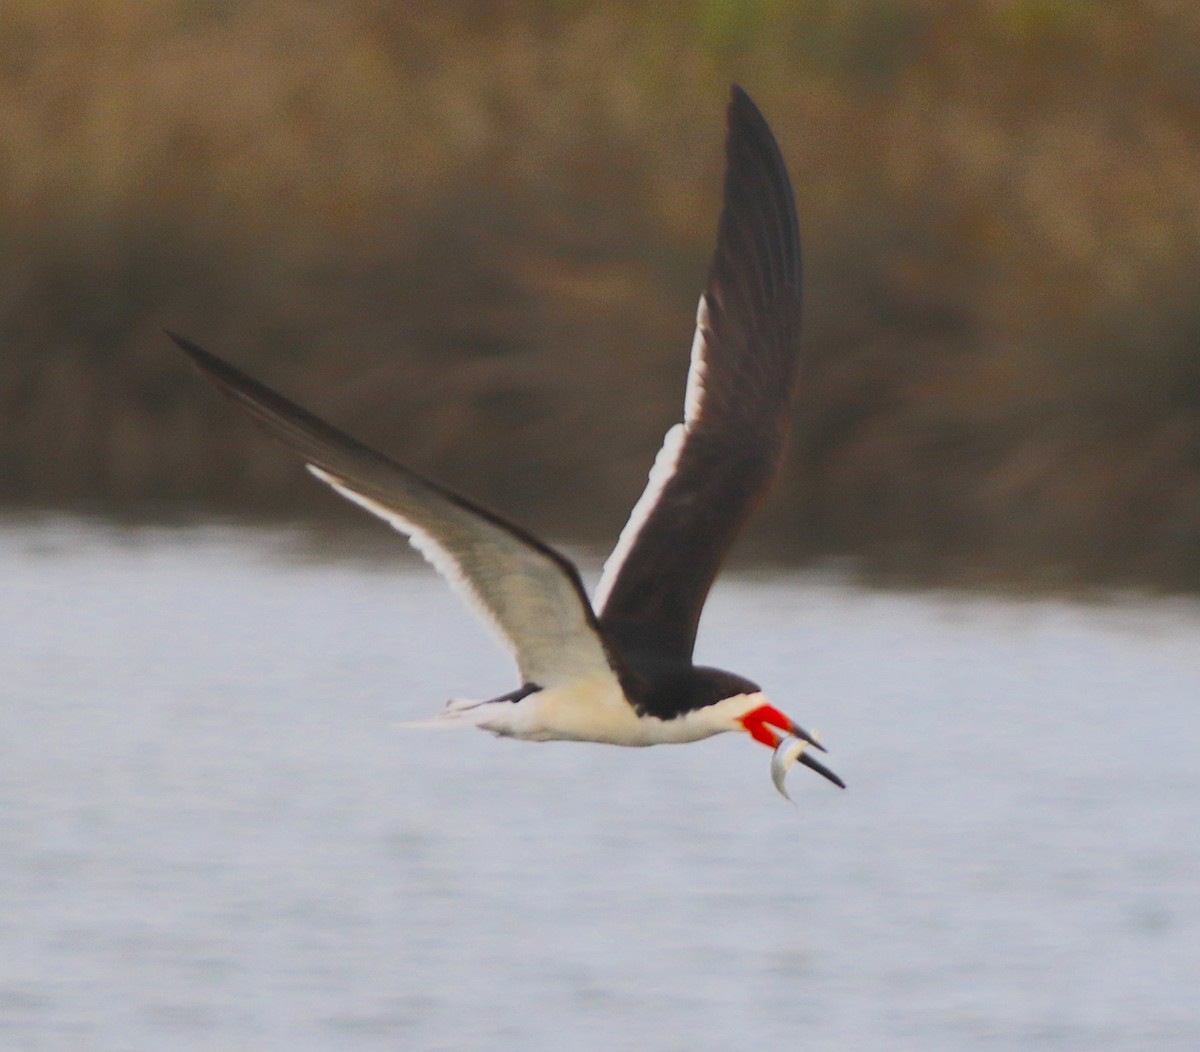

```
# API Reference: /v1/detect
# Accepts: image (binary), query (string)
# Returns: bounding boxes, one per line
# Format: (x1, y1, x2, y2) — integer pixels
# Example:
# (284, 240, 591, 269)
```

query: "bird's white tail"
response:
(393, 698, 494, 731)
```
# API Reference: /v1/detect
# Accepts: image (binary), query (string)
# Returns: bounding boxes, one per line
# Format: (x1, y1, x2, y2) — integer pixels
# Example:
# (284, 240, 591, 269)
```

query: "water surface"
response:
(2, 521, 1197, 1050)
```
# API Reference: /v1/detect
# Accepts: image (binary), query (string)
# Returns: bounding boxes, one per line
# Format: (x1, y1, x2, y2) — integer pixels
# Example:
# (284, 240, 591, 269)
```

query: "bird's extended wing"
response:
(168, 333, 615, 689)
(594, 86, 803, 663)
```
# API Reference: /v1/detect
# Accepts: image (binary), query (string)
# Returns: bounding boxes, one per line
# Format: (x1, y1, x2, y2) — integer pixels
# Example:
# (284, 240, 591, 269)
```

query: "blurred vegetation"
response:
(2, 0, 1199, 589)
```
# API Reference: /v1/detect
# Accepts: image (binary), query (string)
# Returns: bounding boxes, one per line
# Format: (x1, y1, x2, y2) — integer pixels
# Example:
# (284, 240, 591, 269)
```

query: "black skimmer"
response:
(168, 85, 843, 801)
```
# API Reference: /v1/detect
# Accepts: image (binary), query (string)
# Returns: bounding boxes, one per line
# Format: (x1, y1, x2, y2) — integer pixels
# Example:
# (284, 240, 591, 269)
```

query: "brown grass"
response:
(2, 1, 1199, 589)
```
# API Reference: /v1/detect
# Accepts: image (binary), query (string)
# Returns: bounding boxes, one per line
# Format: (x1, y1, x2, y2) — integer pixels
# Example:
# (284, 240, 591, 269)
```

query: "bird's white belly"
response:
(471, 674, 725, 746)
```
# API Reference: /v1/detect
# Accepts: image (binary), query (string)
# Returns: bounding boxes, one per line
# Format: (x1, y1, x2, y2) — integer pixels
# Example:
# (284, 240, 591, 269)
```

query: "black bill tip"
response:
(799, 750, 846, 789)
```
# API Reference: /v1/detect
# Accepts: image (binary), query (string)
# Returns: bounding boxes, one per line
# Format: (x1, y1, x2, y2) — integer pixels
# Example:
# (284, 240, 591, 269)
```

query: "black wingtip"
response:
(726, 83, 769, 132)
(164, 328, 212, 368)
(164, 329, 257, 398)
(163, 327, 189, 351)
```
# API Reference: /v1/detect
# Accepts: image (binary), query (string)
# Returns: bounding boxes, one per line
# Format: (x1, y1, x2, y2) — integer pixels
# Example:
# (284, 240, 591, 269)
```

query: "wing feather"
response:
(595, 86, 803, 662)
(167, 332, 616, 689)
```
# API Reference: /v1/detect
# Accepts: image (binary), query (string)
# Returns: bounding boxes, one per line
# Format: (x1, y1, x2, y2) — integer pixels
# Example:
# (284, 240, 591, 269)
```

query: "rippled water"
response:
(2, 521, 1198, 1050)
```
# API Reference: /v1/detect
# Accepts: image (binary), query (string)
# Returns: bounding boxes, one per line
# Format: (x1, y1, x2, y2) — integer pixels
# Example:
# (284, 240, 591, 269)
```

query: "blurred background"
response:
(3, 0, 1200, 588)
(5, 8, 1200, 1049)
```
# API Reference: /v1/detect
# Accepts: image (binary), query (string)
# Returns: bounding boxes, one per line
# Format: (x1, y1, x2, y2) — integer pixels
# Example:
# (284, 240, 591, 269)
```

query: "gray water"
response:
(2, 520, 1197, 1051)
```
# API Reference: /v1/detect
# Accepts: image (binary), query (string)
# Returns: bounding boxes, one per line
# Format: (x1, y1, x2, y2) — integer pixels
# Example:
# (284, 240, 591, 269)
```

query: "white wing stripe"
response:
(683, 294, 711, 426)
(595, 293, 712, 613)
(307, 465, 614, 688)
(593, 422, 687, 613)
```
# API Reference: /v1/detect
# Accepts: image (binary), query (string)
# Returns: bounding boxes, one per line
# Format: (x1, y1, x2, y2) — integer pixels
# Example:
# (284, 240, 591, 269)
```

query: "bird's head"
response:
(735, 696, 845, 793)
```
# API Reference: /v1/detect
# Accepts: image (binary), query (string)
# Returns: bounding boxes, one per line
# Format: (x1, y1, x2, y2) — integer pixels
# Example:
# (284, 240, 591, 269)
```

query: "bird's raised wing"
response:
(168, 333, 615, 689)
(594, 86, 803, 663)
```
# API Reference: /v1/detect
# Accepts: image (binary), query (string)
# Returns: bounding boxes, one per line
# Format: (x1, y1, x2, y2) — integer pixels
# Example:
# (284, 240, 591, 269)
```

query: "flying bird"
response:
(169, 85, 843, 801)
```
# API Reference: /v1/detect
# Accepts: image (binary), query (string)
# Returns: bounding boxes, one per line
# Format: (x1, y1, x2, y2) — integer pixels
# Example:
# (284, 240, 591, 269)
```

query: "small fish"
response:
(771, 734, 846, 802)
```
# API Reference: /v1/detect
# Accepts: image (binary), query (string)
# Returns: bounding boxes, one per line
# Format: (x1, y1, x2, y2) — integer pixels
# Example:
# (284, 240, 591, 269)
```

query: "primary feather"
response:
(166, 332, 614, 689)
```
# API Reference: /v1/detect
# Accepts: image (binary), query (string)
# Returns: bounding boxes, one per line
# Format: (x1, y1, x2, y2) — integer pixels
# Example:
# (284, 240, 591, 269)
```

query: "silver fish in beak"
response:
(770, 734, 846, 802)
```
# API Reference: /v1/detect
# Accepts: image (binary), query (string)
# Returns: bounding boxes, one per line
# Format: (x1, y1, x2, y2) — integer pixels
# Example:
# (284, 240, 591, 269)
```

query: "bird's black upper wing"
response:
(594, 86, 803, 663)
